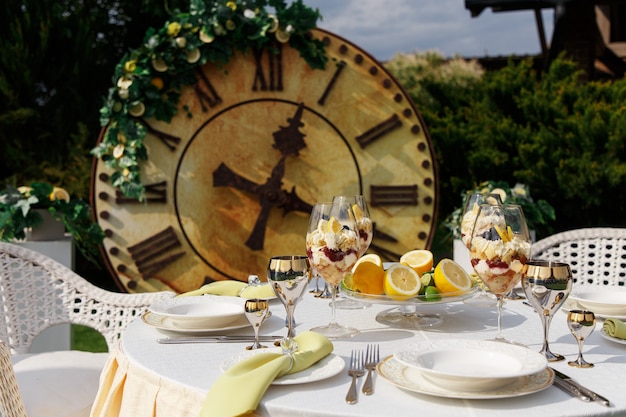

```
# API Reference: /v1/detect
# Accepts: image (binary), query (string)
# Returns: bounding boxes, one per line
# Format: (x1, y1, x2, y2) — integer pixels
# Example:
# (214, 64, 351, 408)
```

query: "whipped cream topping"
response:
(306, 218, 359, 285)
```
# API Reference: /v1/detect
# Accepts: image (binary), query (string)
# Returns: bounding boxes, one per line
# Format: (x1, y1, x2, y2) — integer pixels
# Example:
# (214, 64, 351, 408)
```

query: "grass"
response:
(71, 324, 108, 352)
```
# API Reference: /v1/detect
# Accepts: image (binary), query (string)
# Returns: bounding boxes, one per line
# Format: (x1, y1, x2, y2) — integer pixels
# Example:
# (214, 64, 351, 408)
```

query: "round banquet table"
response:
(90, 285, 626, 417)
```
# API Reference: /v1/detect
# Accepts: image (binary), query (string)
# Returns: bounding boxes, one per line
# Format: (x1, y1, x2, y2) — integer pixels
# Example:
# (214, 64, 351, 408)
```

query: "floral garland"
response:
(91, 0, 327, 200)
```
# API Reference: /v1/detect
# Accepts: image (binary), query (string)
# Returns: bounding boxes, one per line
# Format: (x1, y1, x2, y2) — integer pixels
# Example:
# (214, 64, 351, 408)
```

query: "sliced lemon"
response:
(50, 187, 70, 202)
(352, 204, 363, 220)
(400, 249, 434, 275)
(352, 261, 385, 295)
(323, 216, 342, 234)
(351, 254, 383, 272)
(433, 259, 472, 293)
(383, 263, 421, 299)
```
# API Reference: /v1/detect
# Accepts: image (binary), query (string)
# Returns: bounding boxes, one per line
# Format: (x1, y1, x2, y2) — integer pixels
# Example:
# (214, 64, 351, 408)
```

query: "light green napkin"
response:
(177, 280, 275, 299)
(603, 317, 626, 339)
(200, 331, 333, 417)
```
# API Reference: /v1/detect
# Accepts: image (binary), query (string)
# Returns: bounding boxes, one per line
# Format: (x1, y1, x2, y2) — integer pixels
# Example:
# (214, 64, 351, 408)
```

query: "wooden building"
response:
(465, 0, 626, 80)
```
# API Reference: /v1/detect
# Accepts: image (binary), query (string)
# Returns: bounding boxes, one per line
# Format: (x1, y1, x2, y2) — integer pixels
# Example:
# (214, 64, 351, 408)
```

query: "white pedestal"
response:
(15, 236, 74, 352)
(453, 239, 473, 274)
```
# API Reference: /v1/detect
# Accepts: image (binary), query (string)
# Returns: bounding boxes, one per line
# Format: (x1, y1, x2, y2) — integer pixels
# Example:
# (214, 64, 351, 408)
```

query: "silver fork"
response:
(345, 350, 365, 404)
(362, 344, 380, 395)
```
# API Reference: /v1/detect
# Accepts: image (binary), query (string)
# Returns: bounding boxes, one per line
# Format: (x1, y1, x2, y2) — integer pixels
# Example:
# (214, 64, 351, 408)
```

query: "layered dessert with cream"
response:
(306, 216, 359, 285)
(469, 210, 531, 295)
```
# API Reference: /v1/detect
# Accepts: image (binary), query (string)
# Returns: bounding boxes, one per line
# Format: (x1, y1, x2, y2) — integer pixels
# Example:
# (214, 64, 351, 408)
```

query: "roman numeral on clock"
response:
(143, 122, 182, 152)
(318, 60, 346, 105)
(115, 181, 167, 204)
(370, 185, 418, 206)
(252, 43, 283, 91)
(355, 114, 402, 148)
(127, 226, 185, 278)
(193, 68, 222, 111)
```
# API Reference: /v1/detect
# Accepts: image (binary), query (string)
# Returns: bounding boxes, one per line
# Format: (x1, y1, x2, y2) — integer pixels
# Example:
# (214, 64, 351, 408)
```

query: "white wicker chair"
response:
(0, 241, 175, 417)
(0, 341, 27, 417)
(531, 227, 626, 286)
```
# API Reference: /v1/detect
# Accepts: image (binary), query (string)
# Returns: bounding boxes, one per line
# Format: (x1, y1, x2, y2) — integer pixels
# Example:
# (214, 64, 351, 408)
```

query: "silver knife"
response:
(550, 367, 612, 407)
(157, 335, 282, 344)
(551, 375, 592, 402)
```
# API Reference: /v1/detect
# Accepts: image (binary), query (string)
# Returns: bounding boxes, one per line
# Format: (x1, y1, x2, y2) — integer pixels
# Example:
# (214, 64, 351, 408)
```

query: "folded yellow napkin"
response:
(603, 317, 626, 339)
(177, 280, 275, 299)
(200, 331, 333, 417)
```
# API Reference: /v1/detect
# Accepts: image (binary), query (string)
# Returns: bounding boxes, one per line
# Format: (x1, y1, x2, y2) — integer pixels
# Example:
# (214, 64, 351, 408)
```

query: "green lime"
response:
(424, 286, 441, 301)
(343, 272, 354, 290)
(420, 272, 435, 288)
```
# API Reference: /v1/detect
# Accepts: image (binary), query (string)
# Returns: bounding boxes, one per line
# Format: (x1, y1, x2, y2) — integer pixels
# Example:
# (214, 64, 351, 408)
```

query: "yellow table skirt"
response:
(90, 345, 205, 417)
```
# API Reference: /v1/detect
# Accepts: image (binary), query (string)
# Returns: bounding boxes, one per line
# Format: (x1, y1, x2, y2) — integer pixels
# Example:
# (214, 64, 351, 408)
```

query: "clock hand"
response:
(213, 157, 289, 250)
(282, 186, 313, 215)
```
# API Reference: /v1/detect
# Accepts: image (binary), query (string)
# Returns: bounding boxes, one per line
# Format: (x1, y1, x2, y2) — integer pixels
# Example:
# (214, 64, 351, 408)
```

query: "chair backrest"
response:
(531, 227, 626, 286)
(0, 242, 174, 354)
(0, 341, 28, 417)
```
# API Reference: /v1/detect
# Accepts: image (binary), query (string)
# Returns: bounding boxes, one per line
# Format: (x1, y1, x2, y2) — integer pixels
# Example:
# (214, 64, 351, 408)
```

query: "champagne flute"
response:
(469, 204, 531, 343)
(522, 260, 573, 361)
(332, 195, 373, 310)
(461, 192, 502, 307)
(243, 299, 270, 350)
(567, 310, 596, 368)
(306, 202, 361, 338)
(267, 255, 311, 350)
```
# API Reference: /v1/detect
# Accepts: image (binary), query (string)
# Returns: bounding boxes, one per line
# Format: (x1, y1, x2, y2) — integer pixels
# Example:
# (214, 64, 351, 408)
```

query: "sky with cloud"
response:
(301, 0, 555, 61)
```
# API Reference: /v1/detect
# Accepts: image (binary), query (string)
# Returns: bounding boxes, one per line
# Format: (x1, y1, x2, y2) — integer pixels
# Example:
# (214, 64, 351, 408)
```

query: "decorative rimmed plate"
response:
(568, 287, 626, 316)
(220, 349, 344, 385)
(600, 328, 626, 345)
(377, 356, 554, 399)
(148, 295, 245, 329)
(393, 339, 547, 392)
(142, 310, 252, 333)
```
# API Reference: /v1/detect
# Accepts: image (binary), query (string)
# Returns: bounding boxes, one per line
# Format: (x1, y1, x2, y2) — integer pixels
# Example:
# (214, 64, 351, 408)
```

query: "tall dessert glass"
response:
(469, 204, 531, 343)
(332, 195, 373, 310)
(461, 193, 502, 307)
(306, 202, 361, 338)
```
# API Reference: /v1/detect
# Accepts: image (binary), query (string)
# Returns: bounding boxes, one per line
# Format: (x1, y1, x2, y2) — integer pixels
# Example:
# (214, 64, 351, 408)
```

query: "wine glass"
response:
(266, 255, 311, 350)
(243, 299, 271, 350)
(306, 202, 361, 338)
(332, 195, 373, 310)
(461, 192, 502, 307)
(469, 204, 531, 343)
(567, 310, 596, 368)
(522, 260, 573, 361)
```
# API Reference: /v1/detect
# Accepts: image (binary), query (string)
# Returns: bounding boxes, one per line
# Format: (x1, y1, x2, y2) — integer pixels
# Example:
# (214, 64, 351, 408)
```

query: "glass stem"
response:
(286, 302, 296, 338)
(329, 284, 339, 326)
(252, 324, 261, 349)
(495, 295, 505, 340)
(540, 312, 552, 354)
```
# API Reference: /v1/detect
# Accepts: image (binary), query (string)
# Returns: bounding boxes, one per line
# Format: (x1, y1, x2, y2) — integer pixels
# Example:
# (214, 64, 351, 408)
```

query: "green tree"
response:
(0, 0, 185, 197)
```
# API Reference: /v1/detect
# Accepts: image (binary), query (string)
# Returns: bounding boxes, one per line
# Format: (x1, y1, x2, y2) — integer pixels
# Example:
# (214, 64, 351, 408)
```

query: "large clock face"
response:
(91, 29, 439, 294)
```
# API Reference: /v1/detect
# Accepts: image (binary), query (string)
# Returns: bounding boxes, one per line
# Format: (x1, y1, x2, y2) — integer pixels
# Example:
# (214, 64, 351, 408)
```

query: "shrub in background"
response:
(387, 52, 626, 248)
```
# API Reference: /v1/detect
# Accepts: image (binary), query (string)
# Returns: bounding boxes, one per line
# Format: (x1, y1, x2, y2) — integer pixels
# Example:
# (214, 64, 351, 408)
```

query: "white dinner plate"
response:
(393, 339, 547, 392)
(377, 356, 554, 399)
(148, 296, 245, 329)
(568, 287, 626, 316)
(562, 298, 626, 320)
(599, 328, 626, 346)
(220, 349, 344, 385)
(142, 310, 252, 333)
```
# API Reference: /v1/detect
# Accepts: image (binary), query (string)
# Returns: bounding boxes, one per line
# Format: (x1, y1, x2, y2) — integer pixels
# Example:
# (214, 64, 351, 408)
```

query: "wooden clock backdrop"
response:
(91, 29, 439, 294)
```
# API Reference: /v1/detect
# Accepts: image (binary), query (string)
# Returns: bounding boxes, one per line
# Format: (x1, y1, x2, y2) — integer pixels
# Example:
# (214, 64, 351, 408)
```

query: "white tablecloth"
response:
(91, 287, 626, 417)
